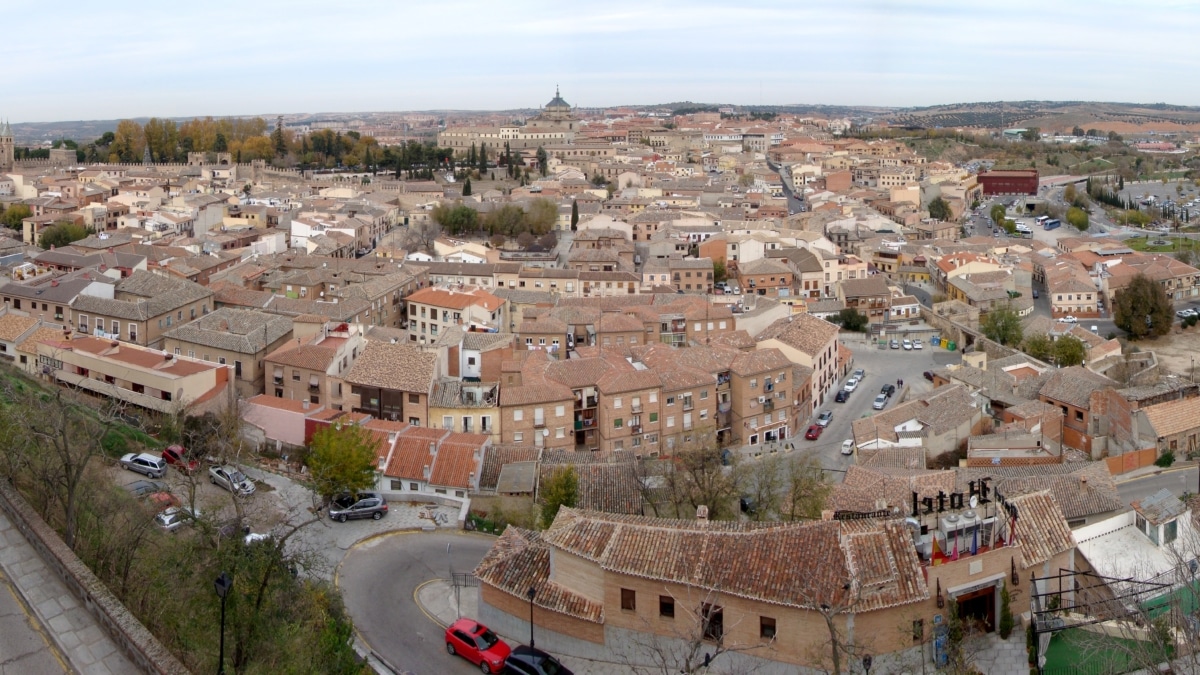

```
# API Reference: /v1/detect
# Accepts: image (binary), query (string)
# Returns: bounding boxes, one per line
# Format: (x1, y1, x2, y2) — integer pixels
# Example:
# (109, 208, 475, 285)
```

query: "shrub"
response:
(999, 581, 1014, 639)
(1156, 450, 1176, 468)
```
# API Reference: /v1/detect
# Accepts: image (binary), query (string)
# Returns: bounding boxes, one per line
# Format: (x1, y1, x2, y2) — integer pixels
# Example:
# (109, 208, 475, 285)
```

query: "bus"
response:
(1035, 215, 1050, 226)
(1044, 218, 1061, 230)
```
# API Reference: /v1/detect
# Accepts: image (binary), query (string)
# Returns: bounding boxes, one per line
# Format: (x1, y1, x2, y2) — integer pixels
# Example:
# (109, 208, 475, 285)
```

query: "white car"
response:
(209, 465, 256, 496)
(1062, 315, 1078, 323)
(155, 506, 201, 532)
(119, 452, 167, 479)
(902, 339, 913, 350)
(913, 339, 923, 350)
(843, 377, 860, 393)
(840, 439, 854, 455)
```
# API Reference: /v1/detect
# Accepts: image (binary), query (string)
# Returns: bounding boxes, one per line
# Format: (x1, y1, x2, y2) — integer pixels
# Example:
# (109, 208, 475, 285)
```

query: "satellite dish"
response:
(542, 429, 549, 437)
(969, 495, 979, 509)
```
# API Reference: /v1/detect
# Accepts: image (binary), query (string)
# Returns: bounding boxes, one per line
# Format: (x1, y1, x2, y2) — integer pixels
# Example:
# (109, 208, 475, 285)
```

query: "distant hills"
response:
(10, 101, 1200, 144)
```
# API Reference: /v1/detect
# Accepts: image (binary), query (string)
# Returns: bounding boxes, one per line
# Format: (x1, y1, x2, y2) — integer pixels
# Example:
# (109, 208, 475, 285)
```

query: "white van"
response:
(1015, 222, 1031, 233)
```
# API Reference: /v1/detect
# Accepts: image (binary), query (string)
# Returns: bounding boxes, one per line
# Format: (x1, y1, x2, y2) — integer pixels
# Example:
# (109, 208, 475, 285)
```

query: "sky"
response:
(6, 0, 1200, 122)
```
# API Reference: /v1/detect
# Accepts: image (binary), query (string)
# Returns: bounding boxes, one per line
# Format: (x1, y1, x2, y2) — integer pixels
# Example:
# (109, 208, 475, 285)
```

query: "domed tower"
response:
(0, 120, 14, 172)
(527, 86, 577, 131)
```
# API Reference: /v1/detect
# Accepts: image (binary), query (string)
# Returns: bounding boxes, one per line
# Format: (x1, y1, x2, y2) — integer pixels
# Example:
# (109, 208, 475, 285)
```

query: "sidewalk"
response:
(416, 579, 636, 675)
(0, 509, 137, 674)
(1111, 459, 1197, 484)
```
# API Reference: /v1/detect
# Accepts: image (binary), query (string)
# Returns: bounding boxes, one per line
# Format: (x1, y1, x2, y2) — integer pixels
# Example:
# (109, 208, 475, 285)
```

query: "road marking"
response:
(413, 579, 449, 629)
(0, 565, 70, 673)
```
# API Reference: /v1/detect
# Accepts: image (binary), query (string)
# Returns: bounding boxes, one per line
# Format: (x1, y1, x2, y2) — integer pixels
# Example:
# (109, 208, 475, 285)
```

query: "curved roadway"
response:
(338, 531, 495, 675)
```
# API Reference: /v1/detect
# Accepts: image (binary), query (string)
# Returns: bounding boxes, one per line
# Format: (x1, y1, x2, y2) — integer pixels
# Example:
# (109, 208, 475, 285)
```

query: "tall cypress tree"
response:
(463, 177, 472, 196)
(479, 142, 488, 174)
(570, 199, 579, 230)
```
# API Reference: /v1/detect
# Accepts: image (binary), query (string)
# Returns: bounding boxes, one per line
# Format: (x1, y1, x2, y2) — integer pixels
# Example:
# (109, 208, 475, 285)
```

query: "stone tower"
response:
(0, 120, 13, 172)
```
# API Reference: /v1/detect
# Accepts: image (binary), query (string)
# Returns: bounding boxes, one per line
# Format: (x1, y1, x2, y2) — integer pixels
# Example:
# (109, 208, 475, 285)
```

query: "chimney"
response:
(429, 441, 437, 456)
(1080, 475, 1088, 486)
(422, 464, 431, 479)
(696, 505, 709, 523)
(50, 279, 58, 287)
(302, 400, 309, 410)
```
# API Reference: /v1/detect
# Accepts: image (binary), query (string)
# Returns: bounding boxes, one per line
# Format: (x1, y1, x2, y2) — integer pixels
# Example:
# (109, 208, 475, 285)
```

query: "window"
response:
(667, 416, 675, 428)
(700, 390, 708, 399)
(620, 588, 636, 611)
(514, 410, 524, 421)
(513, 432, 523, 442)
(913, 619, 924, 642)
(292, 370, 300, 382)
(467, 356, 476, 366)
(481, 416, 491, 432)
(218, 357, 226, 365)
(614, 397, 622, 409)
(649, 391, 658, 403)
(750, 379, 758, 389)
(760, 616, 776, 640)
(659, 596, 674, 618)
(614, 418, 623, 428)
(1075, 410, 1083, 422)
(129, 325, 137, 341)
(649, 412, 658, 422)
(666, 396, 675, 406)
(1166, 519, 1179, 545)
(556, 427, 565, 439)
(443, 416, 454, 430)
(408, 393, 420, 404)
(702, 604, 724, 641)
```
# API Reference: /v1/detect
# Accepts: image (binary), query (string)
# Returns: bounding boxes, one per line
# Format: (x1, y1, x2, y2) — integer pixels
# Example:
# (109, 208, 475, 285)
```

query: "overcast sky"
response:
(6, 0, 1200, 122)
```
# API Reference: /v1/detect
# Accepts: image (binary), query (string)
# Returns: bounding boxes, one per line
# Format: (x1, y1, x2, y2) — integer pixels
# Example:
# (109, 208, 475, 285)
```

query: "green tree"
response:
(462, 177, 472, 197)
(1071, 126, 1084, 137)
(1053, 334, 1087, 367)
(304, 424, 378, 504)
(478, 141, 487, 174)
(39, 222, 91, 249)
(712, 260, 727, 284)
(540, 465, 578, 529)
(980, 304, 1023, 346)
(523, 198, 559, 235)
(928, 196, 952, 221)
(999, 582, 1014, 639)
(536, 146, 549, 177)
(1114, 273, 1173, 339)
(1066, 206, 1089, 231)
(989, 203, 1007, 225)
(0, 204, 31, 229)
(1020, 127, 1040, 142)
(1022, 333, 1053, 362)
(836, 308, 868, 332)
(430, 203, 479, 236)
(570, 199, 579, 230)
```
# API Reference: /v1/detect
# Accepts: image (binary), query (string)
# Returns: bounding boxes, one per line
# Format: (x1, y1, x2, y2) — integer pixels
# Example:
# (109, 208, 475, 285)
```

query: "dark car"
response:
(329, 492, 388, 522)
(804, 424, 822, 440)
(923, 371, 935, 382)
(504, 645, 573, 675)
(445, 618, 511, 673)
(834, 390, 849, 403)
(881, 384, 896, 397)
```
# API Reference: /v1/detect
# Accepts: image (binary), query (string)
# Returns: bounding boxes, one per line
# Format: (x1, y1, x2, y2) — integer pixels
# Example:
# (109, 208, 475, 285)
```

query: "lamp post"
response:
(862, 654, 873, 674)
(214, 572, 232, 675)
(526, 587, 536, 648)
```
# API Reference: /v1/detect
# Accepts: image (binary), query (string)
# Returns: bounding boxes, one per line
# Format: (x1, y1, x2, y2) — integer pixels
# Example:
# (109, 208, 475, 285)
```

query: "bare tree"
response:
(660, 433, 741, 520)
(779, 452, 831, 522)
(403, 219, 441, 253)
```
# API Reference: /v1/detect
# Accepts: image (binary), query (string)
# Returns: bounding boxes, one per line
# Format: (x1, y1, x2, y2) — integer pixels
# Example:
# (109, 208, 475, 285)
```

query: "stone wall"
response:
(0, 482, 189, 674)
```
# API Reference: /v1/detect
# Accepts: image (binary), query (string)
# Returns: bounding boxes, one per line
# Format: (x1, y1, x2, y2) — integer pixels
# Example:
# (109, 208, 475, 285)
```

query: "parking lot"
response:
(793, 337, 962, 473)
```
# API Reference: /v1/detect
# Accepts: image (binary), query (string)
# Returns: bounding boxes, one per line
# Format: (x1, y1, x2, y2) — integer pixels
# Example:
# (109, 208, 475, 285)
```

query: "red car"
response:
(162, 445, 199, 475)
(445, 618, 510, 673)
(804, 424, 822, 440)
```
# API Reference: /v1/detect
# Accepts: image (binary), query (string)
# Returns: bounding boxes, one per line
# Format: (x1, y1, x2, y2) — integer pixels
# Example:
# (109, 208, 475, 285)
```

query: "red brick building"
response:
(978, 169, 1038, 196)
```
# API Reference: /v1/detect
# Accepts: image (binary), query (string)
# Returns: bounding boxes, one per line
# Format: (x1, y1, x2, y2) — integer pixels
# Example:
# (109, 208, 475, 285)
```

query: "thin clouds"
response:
(5, 0, 1200, 121)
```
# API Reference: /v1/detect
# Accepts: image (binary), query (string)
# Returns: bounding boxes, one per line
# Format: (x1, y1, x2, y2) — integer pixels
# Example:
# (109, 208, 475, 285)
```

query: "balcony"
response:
(534, 419, 546, 429)
(630, 425, 641, 434)
(762, 399, 775, 412)
(683, 401, 694, 412)
(273, 377, 283, 385)
(631, 404, 643, 414)
(575, 396, 599, 410)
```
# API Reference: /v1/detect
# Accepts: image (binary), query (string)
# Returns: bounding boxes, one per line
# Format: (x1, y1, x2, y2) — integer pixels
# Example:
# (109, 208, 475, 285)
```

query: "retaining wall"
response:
(0, 482, 190, 675)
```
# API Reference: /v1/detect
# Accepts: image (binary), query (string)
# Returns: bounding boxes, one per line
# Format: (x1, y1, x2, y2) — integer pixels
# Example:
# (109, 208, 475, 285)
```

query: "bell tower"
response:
(0, 120, 14, 172)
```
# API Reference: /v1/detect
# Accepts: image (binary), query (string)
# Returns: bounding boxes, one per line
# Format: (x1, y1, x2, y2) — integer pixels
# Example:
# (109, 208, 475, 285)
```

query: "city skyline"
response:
(6, 0, 1200, 122)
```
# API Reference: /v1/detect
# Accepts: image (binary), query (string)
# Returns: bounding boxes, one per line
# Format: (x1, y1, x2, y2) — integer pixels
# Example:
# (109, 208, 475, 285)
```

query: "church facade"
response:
(437, 88, 579, 154)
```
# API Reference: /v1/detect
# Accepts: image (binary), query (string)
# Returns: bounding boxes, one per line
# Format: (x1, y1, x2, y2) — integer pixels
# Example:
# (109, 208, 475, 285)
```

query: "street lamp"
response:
(862, 654, 873, 674)
(214, 572, 232, 675)
(526, 586, 536, 648)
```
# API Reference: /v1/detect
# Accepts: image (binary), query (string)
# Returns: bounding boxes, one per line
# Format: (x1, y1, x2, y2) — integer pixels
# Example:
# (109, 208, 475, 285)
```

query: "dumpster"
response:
(931, 336, 941, 347)
(947, 340, 957, 352)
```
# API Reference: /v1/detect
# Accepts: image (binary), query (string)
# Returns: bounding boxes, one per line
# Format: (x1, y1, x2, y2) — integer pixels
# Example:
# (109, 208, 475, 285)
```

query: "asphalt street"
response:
(338, 531, 495, 675)
(1117, 465, 1199, 506)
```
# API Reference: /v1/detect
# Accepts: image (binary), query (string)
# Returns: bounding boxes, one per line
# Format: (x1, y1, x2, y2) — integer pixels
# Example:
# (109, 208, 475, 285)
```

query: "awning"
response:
(309, 375, 319, 387)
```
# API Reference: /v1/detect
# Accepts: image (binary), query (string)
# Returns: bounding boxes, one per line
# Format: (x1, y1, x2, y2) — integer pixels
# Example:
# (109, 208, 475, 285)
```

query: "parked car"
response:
(504, 644, 574, 675)
(834, 390, 849, 403)
(119, 452, 167, 478)
(123, 479, 167, 498)
(155, 506, 201, 533)
(816, 410, 833, 427)
(852, 368, 865, 380)
(889, 339, 900, 349)
(209, 465, 256, 496)
(840, 439, 854, 455)
(881, 384, 896, 397)
(843, 377, 860, 392)
(804, 424, 823, 441)
(445, 618, 511, 674)
(1061, 315, 1078, 323)
(913, 339, 923, 350)
(902, 339, 913, 350)
(923, 371, 935, 381)
(329, 492, 388, 522)
(1032, 289, 1039, 299)
(873, 393, 889, 410)
(162, 445, 199, 474)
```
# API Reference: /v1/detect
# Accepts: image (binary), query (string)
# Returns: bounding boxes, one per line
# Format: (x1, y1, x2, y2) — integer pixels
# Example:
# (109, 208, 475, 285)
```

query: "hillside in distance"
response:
(887, 101, 1200, 134)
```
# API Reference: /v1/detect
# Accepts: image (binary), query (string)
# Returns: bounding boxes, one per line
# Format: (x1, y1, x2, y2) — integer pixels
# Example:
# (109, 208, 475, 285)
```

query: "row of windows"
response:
(619, 590, 773, 641)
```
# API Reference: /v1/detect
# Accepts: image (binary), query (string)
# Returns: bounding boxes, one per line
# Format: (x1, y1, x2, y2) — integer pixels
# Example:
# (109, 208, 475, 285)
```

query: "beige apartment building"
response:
(406, 287, 504, 343)
(755, 314, 841, 411)
(264, 320, 365, 409)
(341, 340, 439, 427)
(161, 308, 294, 398)
(69, 270, 214, 349)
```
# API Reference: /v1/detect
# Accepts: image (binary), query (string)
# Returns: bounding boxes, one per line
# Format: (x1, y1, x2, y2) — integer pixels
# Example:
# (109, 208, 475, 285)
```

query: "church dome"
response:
(545, 86, 570, 110)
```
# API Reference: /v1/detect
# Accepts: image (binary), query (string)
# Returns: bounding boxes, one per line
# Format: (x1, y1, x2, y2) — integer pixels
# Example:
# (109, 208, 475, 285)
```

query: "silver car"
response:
(873, 393, 889, 410)
(209, 465, 256, 496)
